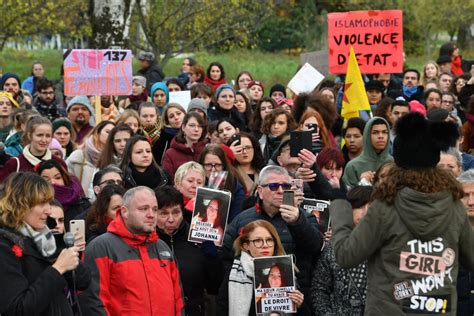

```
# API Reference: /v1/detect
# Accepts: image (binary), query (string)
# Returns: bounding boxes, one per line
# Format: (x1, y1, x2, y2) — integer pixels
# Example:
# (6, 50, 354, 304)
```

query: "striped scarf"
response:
(18, 223, 56, 257)
(228, 251, 255, 316)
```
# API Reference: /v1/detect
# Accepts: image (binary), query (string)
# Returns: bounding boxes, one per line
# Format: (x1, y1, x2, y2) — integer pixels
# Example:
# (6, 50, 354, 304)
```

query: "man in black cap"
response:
(437, 55, 453, 75)
(137, 51, 165, 92)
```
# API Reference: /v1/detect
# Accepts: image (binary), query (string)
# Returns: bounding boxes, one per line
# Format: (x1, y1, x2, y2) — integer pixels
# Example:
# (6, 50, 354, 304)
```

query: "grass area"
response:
(1, 48, 473, 90)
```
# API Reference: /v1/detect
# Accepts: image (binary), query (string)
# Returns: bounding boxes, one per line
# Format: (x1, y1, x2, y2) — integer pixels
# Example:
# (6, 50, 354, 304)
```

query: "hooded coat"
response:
(342, 117, 392, 188)
(330, 188, 474, 315)
(79, 213, 185, 315)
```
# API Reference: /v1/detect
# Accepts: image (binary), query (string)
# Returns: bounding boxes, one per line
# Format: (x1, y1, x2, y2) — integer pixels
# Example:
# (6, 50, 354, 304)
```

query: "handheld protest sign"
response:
(169, 91, 192, 111)
(63, 49, 133, 123)
(188, 187, 231, 246)
(301, 198, 331, 234)
(287, 63, 324, 95)
(254, 255, 296, 315)
(328, 10, 403, 74)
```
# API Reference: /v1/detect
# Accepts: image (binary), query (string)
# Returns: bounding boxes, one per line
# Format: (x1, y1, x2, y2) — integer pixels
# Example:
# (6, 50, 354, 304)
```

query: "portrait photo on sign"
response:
(254, 255, 296, 315)
(188, 187, 231, 246)
(301, 198, 331, 234)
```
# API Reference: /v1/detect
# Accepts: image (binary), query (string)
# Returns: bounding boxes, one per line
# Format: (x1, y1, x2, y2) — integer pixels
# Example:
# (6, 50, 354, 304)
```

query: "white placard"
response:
(287, 62, 325, 95)
(169, 91, 192, 110)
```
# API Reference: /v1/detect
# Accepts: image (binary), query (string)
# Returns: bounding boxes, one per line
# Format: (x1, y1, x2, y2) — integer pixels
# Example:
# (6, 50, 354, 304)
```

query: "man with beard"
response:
(32, 78, 65, 121)
(1, 73, 23, 105)
(66, 96, 94, 145)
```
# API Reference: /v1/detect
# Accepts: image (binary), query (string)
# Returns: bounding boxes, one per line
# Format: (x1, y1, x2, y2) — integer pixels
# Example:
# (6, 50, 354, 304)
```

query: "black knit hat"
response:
(270, 83, 286, 98)
(1, 72, 21, 88)
(52, 118, 73, 133)
(436, 55, 452, 65)
(365, 80, 385, 92)
(393, 112, 459, 169)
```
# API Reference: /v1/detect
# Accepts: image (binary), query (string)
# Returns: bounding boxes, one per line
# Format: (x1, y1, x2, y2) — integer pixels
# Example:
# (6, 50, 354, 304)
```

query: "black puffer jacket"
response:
(0, 227, 90, 316)
(158, 221, 222, 316)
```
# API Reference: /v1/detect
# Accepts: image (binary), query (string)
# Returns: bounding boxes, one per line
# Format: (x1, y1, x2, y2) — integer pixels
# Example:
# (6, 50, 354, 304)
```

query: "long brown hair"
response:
(371, 165, 464, 204)
(198, 144, 245, 193)
(298, 108, 332, 148)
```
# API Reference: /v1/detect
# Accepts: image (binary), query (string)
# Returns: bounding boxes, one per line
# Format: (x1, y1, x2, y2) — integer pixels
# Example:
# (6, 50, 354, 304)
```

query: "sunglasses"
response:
(260, 182, 291, 191)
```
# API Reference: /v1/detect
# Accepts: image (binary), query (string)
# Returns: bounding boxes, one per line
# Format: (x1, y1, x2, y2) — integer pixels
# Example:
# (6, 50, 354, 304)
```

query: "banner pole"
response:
(95, 95, 101, 124)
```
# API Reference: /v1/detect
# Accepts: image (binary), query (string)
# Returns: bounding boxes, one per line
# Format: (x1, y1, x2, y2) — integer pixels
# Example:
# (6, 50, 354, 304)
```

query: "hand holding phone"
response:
(69, 220, 85, 248)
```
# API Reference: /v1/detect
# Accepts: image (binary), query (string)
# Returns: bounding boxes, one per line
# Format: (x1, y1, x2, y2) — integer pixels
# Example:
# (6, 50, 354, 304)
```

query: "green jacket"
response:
(342, 117, 392, 188)
(331, 187, 474, 315)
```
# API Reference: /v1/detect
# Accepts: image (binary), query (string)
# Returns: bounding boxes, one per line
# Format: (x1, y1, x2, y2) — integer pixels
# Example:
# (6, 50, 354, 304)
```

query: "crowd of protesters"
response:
(0, 42, 473, 316)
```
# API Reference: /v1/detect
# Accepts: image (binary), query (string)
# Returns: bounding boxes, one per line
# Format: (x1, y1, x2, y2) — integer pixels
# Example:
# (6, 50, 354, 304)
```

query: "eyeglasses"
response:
(203, 163, 223, 171)
(242, 145, 253, 152)
(260, 182, 291, 191)
(98, 179, 124, 187)
(247, 238, 274, 248)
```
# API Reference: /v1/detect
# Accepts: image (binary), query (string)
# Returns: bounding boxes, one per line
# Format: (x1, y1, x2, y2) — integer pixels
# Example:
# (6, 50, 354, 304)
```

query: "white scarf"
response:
(18, 223, 56, 257)
(23, 145, 52, 166)
(229, 251, 255, 316)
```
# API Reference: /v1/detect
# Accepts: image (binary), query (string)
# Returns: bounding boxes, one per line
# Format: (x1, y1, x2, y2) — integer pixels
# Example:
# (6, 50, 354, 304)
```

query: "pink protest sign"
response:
(63, 49, 133, 96)
(328, 10, 403, 74)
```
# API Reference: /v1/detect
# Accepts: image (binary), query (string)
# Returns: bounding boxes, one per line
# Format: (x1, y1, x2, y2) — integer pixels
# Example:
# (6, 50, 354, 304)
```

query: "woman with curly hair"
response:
(292, 92, 338, 134)
(330, 112, 474, 315)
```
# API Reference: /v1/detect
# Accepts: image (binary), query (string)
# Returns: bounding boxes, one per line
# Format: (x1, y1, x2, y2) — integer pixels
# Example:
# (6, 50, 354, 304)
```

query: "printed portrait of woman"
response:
(191, 198, 224, 245)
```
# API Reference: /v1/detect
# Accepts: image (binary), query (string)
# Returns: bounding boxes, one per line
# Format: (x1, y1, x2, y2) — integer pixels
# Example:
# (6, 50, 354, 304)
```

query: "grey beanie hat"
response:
(133, 75, 147, 88)
(187, 98, 207, 115)
(66, 96, 94, 115)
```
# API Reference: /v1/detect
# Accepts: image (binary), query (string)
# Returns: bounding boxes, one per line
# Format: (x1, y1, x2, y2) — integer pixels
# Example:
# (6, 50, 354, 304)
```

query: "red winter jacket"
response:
(162, 138, 207, 180)
(79, 213, 184, 316)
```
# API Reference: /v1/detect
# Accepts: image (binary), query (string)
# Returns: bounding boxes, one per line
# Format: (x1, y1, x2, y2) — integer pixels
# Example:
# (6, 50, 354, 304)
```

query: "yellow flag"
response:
(341, 46, 371, 120)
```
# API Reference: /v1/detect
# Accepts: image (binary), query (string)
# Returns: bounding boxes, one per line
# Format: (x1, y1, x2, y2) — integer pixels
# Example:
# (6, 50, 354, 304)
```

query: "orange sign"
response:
(328, 10, 403, 74)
